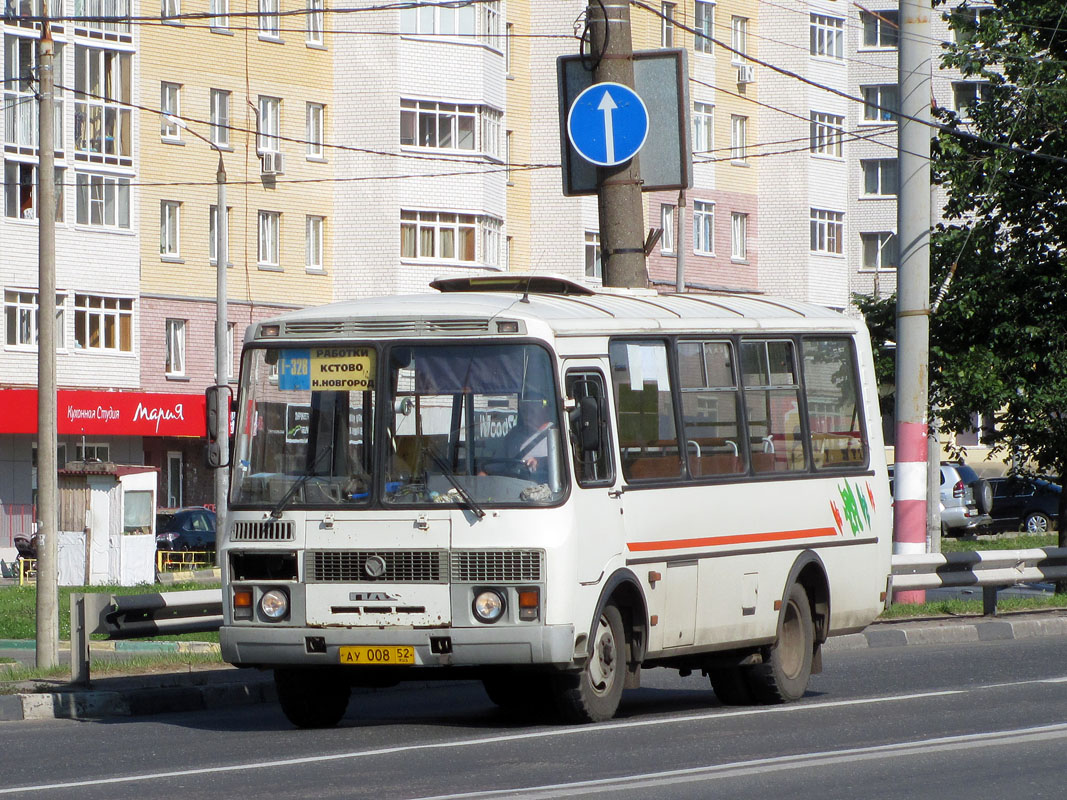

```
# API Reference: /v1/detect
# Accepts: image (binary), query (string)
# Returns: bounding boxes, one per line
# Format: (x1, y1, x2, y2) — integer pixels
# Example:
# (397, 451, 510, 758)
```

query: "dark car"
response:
(988, 477, 1060, 534)
(155, 507, 217, 551)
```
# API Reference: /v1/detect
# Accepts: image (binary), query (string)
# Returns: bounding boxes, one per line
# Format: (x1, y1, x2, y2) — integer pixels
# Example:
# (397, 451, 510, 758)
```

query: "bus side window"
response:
(609, 341, 683, 482)
(565, 370, 614, 487)
(802, 338, 868, 469)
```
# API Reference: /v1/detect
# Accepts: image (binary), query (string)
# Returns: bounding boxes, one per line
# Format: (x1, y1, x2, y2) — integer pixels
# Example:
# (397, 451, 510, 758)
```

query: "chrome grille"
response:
(308, 550, 447, 583)
(451, 550, 544, 583)
(231, 520, 294, 542)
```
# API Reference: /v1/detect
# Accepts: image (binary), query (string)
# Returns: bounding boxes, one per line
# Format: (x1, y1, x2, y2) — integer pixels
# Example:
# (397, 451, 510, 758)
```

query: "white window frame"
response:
(258, 210, 280, 267)
(861, 159, 898, 196)
(160, 200, 181, 258)
(695, 1, 714, 55)
(585, 231, 602, 279)
(731, 212, 748, 261)
(860, 10, 899, 48)
(74, 45, 133, 163)
(693, 101, 714, 155)
(951, 7, 993, 45)
(951, 81, 992, 121)
(161, 0, 180, 22)
(306, 214, 324, 271)
(861, 232, 898, 270)
(257, 96, 281, 154)
(76, 442, 110, 462)
(730, 16, 748, 64)
(399, 210, 500, 265)
(306, 102, 324, 159)
(661, 2, 676, 47)
(693, 200, 714, 255)
(400, 100, 501, 156)
(226, 322, 236, 383)
(209, 203, 230, 264)
(4, 290, 66, 349)
(861, 85, 898, 123)
(809, 14, 843, 60)
(210, 89, 230, 147)
(160, 82, 181, 140)
(73, 294, 133, 353)
(730, 115, 748, 163)
(258, 0, 280, 39)
(809, 111, 844, 158)
(4, 161, 65, 221)
(399, 0, 499, 45)
(660, 204, 676, 254)
(306, 0, 324, 44)
(810, 209, 844, 255)
(75, 172, 131, 229)
(165, 318, 186, 377)
(209, 0, 229, 30)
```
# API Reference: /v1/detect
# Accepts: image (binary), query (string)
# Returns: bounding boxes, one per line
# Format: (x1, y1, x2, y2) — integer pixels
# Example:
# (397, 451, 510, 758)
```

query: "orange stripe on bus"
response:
(626, 527, 839, 552)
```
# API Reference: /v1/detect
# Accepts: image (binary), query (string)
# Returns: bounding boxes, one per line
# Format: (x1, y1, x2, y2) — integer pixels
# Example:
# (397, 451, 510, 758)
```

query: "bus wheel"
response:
(708, 667, 754, 705)
(747, 584, 814, 704)
(553, 604, 626, 723)
(275, 668, 351, 729)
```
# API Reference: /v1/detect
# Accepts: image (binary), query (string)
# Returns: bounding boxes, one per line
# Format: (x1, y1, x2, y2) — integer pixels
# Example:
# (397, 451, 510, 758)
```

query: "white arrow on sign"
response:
(597, 90, 619, 165)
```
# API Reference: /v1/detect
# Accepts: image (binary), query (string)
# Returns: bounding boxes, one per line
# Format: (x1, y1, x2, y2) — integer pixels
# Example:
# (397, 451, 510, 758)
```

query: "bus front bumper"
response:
(221, 623, 577, 669)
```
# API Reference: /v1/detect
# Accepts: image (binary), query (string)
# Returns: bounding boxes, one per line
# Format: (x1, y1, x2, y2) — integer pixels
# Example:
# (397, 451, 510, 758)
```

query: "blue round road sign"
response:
(567, 82, 650, 167)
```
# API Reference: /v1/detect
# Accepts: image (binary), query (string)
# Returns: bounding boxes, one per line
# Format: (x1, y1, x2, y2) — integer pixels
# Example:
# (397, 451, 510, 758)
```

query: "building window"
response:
(258, 0, 280, 38)
(861, 159, 898, 195)
(73, 294, 133, 352)
(73, 45, 132, 164)
(661, 2, 675, 47)
(399, 210, 502, 265)
(861, 10, 899, 48)
(209, 204, 230, 264)
(730, 115, 747, 162)
(209, 0, 229, 29)
(5, 34, 65, 153)
(306, 102, 324, 158)
(505, 22, 514, 73)
(585, 232, 602, 279)
(258, 211, 280, 267)
(730, 16, 748, 63)
(4, 162, 64, 221)
(166, 451, 183, 507)
(861, 232, 898, 270)
(75, 173, 131, 229)
(306, 0, 324, 44)
(809, 111, 844, 157)
(695, 1, 714, 54)
(809, 14, 843, 59)
(399, 0, 500, 45)
(160, 82, 181, 140)
(731, 212, 748, 261)
(165, 318, 186, 376)
(693, 200, 714, 255)
(482, 0, 501, 45)
(226, 322, 236, 382)
(160, 200, 181, 257)
(161, 0, 179, 22)
(951, 6, 993, 45)
(5, 290, 65, 348)
(693, 101, 714, 155)
(400, 100, 501, 156)
(76, 442, 109, 462)
(505, 130, 513, 183)
(861, 85, 898, 123)
(306, 215, 324, 270)
(257, 96, 280, 154)
(660, 204, 676, 254)
(210, 89, 230, 146)
(810, 209, 844, 255)
(73, 0, 132, 38)
(952, 81, 992, 120)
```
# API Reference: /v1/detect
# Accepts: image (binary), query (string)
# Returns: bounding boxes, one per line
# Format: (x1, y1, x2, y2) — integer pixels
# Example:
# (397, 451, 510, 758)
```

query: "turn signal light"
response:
(233, 589, 253, 620)
(518, 588, 539, 621)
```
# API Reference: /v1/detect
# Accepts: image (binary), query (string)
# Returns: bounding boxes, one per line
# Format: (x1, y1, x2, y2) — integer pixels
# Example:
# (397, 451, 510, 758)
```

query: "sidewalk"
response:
(3, 609, 1067, 723)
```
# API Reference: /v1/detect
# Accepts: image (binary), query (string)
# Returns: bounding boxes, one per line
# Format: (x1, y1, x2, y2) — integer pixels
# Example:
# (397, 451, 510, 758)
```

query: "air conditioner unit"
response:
(737, 64, 755, 84)
(261, 151, 285, 175)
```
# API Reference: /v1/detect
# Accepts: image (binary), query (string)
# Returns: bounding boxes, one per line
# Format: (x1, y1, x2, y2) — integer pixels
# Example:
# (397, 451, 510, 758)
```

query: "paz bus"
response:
(211, 274, 892, 727)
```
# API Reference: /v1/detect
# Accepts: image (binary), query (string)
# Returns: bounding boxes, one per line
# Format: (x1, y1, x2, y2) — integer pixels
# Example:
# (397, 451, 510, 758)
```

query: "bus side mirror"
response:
(572, 395, 601, 454)
(205, 385, 232, 469)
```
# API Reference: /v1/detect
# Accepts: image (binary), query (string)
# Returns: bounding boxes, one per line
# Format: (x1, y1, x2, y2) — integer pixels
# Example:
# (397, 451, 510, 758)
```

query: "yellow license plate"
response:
(339, 645, 415, 666)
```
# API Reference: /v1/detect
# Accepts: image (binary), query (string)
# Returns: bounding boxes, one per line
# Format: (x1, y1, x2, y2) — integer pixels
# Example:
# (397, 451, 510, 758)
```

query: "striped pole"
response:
(893, 422, 928, 603)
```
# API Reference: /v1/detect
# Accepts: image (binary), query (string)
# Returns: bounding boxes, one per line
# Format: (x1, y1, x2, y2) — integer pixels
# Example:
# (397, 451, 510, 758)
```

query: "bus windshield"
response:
(230, 342, 565, 509)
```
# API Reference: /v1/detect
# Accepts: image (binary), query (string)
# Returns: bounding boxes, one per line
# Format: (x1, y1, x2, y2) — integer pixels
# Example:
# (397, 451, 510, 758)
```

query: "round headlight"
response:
(472, 590, 505, 624)
(260, 588, 289, 620)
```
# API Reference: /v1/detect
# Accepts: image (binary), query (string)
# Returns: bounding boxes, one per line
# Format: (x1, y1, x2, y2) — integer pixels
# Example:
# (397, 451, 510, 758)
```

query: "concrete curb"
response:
(823, 612, 1067, 652)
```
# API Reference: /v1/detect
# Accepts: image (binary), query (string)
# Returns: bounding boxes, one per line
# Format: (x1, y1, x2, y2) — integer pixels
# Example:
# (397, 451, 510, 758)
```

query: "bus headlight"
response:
(260, 588, 289, 620)
(472, 589, 506, 624)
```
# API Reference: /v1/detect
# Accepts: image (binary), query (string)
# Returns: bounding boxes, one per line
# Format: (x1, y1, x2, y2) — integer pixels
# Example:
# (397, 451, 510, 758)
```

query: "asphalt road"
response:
(2, 635, 1066, 799)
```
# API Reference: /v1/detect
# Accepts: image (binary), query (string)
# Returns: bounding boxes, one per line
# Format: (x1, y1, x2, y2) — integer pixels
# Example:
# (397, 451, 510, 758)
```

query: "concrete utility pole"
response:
(213, 153, 229, 530)
(893, 0, 933, 603)
(585, 1, 646, 288)
(35, 13, 59, 669)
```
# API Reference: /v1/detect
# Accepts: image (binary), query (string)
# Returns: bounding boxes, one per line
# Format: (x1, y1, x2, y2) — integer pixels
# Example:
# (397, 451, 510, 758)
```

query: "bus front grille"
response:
(231, 520, 295, 542)
(308, 550, 448, 583)
(451, 550, 544, 583)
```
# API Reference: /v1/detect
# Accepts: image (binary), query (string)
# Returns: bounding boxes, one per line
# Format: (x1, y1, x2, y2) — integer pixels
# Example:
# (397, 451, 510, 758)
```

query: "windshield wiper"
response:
(270, 446, 333, 519)
(427, 451, 486, 519)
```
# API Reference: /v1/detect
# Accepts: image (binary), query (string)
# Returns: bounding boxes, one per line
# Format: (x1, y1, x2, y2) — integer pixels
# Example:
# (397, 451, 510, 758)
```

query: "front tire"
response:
(746, 584, 815, 704)
(275, 668, 351, 729)
(708, 667, 754, 706)
(553, 604, 626, 723)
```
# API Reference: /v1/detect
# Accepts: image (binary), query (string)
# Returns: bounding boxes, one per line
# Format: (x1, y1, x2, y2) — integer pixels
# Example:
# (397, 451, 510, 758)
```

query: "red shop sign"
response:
(0, 389, 206, 437)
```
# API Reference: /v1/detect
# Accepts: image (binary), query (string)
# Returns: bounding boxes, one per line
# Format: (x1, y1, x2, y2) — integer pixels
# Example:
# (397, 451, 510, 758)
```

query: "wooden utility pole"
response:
(585, 2, 647, 288)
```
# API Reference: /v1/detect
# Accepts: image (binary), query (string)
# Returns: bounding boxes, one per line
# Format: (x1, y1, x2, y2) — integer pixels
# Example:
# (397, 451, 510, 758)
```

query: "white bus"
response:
(214, 275, 892, 727)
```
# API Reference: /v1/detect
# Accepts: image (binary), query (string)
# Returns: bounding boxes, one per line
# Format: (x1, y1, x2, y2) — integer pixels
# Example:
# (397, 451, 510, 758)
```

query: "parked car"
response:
(887, 462, 993, 536)
(155, 507, 217, 551)
(988, 477, 1061, 534)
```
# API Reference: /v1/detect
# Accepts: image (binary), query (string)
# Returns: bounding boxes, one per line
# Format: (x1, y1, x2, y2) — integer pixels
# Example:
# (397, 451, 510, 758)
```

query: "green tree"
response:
(858, 1, 1067, 558)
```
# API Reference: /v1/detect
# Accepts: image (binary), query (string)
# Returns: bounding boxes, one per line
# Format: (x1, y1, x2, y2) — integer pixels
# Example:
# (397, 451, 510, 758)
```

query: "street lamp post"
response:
(164, 115, 228, 527)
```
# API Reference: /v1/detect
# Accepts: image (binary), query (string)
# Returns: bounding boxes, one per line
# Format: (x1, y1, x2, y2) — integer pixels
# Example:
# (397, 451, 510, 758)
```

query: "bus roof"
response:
(250, 275, 860, 343)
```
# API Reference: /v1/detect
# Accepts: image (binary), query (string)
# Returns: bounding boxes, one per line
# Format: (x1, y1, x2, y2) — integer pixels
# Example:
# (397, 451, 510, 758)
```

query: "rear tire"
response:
(708, 667, 754, 705)
(275, 668, 351, 729)
(552, 604, 626, 723)
(1024, 512, 1051, 534)
(746, 584, 814, 704)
